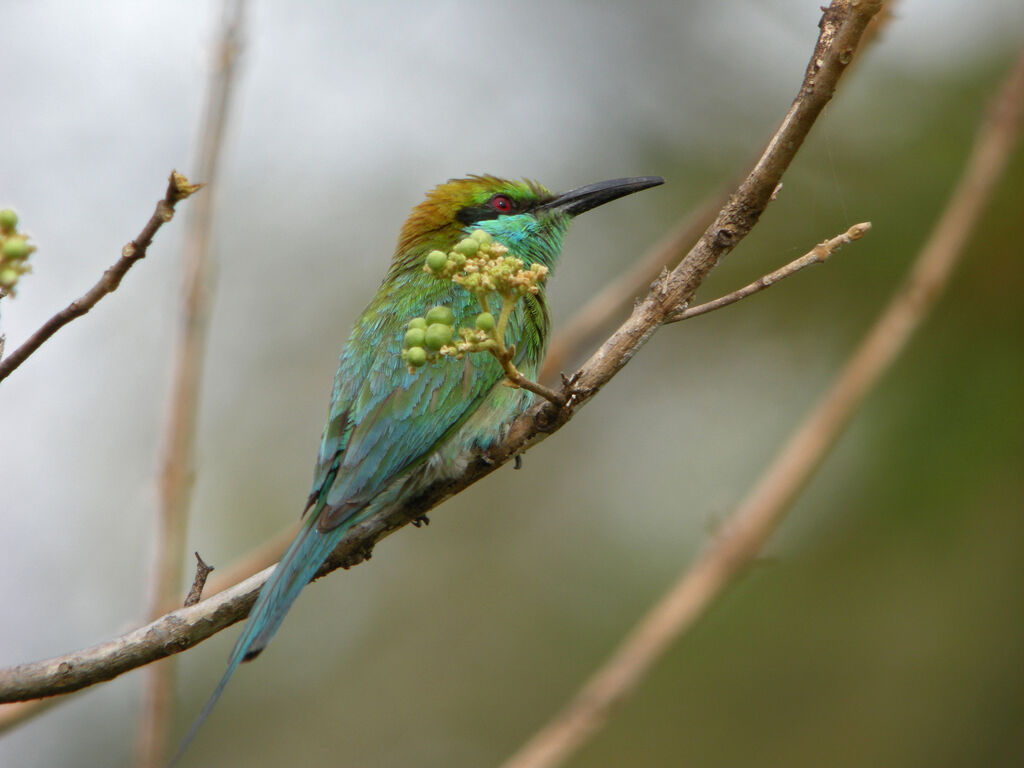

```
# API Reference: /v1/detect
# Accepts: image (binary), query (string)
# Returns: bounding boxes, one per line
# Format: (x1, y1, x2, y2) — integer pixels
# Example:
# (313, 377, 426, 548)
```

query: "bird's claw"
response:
(558, 371, 584, 408)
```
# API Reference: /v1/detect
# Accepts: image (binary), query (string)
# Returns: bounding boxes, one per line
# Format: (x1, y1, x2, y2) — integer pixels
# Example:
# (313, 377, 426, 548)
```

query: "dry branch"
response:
(0, 0, 883, 706)
(497, 41, 1024, 768)
(668, 222, 871, 323)
(0, 173, 201, 383)
(0, 571, 267, 703)
(135, 3, 246, 766)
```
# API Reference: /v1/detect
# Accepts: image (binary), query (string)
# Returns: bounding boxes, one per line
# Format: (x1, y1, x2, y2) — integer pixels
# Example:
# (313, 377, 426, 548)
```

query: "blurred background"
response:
(1, 1, 1022, 766)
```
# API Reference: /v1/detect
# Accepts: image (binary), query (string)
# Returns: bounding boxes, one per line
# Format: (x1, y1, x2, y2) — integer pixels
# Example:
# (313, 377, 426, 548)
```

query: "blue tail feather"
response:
(171, 514, 350, 765)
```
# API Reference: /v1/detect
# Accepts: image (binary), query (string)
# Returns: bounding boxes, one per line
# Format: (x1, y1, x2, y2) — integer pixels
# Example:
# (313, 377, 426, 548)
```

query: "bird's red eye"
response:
(489, 195, 513, 212)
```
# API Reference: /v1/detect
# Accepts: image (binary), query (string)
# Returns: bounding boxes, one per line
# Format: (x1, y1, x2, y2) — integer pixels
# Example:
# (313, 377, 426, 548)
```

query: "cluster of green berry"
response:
(400, 229, 550, 375)
(401, 305, 456, 369)
(400, 229, 549, 374)
(0, 209, 34, 294)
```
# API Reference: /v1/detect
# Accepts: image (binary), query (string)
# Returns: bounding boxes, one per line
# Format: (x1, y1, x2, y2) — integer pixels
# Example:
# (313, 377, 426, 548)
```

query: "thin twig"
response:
(497, 43, 1024, 768)
(184, 553, 215, 607)
(501, 364, 567, 407)
(0, 0, 883, 706)
(0, 173, 201, 383)
(135, 3, 245, 767)
(666, 222, 871, 323)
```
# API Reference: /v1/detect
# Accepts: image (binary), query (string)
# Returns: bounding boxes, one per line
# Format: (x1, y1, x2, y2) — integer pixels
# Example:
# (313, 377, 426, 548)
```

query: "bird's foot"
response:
(558, 371, 585, 408)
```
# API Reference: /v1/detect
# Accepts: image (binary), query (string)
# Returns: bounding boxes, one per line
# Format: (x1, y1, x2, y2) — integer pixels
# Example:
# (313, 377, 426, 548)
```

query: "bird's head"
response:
(395, 174, 663, 273)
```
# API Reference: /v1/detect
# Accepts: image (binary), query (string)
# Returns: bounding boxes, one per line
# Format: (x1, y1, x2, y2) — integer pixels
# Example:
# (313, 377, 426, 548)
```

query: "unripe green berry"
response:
(404, 327, 426, 348)
(471, 229, 492, 245)
(0, 209, 17, 231)
(406, 346, 427, 367)
(425, 250, 448, 272)
(452, 252, 467, 267)
(425, 305, 454, 326)
(0, 268, 18, 288)
(475, 311, 496, 331)
(407, 317, 427, 330)
(424, 322, 453, 350)
(2, 237, 29, 261)
(454, 237, 479, 256)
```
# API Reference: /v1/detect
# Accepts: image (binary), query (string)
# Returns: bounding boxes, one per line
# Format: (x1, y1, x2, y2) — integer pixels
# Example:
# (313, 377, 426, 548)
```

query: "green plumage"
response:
(173, 173, 662, 763)
(312, 178, 564, 528)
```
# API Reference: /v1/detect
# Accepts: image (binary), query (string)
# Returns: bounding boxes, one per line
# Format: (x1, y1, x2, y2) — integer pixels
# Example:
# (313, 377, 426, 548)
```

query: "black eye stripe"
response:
(456, 195, 526, 225)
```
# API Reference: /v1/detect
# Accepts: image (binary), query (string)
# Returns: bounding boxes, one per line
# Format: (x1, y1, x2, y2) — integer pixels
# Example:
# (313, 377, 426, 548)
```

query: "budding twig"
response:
(0, 172, 201, 384)
(666, 222, 872, 324)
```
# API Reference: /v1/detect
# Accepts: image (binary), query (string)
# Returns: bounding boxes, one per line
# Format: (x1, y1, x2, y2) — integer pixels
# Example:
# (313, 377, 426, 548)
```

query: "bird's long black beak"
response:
(539, 176, 664, 217)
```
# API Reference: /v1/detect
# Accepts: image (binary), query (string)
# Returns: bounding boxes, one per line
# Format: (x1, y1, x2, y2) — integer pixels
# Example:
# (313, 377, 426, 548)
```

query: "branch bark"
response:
(0, 0, 884, 705)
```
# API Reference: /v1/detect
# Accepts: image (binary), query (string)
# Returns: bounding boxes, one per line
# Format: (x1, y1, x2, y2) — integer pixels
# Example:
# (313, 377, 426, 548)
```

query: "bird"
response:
(174, 173, 663, 761)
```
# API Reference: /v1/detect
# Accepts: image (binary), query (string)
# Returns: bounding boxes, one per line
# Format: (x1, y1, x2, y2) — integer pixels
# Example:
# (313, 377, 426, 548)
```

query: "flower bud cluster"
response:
(405, 230, 547, 375)
(423, 229, 548, 297)
(0, 209, 35, 294)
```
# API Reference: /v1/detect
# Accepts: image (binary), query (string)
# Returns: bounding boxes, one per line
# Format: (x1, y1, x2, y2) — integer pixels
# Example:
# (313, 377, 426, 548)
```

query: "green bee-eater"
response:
(176, 173, 663, 758)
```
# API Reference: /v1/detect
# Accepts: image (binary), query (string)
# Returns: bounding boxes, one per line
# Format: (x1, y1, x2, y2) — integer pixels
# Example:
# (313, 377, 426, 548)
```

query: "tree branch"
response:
(0, 570, 267, 703)
(537, 1, 898, 384)
(0, 172, 201, 383)
(496, 41, 1024, 768)
(538, 188, 728, 381)
(501, 363, 570, 407)
(0, 0, 883, 705)
(667, 222, 871, 324)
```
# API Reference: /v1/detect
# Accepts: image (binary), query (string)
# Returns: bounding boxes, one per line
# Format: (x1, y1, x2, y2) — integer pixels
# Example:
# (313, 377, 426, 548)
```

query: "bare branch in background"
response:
(0, 172, 201, 383)
(134, 3, 246, 767)
(0, 699, 62, 737)
(497, 41, 1024, 768)
(0, 0, 885, 705)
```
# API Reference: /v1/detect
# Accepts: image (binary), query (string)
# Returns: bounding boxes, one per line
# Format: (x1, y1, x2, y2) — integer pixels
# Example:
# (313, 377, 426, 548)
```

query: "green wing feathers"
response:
(309, 270, 546, 531)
